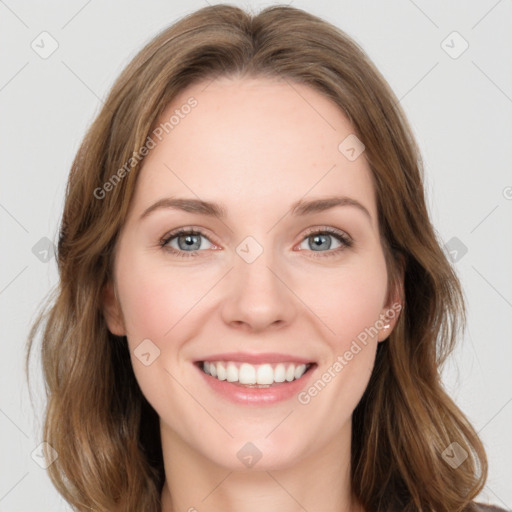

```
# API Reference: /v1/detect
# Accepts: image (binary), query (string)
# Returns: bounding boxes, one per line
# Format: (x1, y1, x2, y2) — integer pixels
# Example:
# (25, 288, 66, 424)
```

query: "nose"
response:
(219, 242, 298, 332)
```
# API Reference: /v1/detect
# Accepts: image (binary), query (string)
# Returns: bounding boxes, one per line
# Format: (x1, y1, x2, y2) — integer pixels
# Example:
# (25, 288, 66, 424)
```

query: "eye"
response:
(297, 227, 352, 257)
(160, 228, 215, 258)
(160, 226, 353, 258)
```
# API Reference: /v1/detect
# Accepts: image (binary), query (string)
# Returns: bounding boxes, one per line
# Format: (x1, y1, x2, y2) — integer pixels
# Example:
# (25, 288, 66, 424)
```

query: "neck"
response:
(159, 421, 363, 512)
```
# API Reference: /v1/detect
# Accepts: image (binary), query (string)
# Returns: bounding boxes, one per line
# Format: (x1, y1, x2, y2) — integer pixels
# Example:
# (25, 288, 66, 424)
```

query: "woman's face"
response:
(103, 76, 401, 470)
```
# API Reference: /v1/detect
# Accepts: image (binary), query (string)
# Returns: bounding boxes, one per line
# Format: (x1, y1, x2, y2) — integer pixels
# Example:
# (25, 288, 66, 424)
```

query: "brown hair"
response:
(27, 4, 488, 511)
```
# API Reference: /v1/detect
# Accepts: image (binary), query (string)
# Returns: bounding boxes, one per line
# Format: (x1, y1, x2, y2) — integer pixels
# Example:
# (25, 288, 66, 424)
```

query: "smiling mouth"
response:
(196, 360, 316, 388)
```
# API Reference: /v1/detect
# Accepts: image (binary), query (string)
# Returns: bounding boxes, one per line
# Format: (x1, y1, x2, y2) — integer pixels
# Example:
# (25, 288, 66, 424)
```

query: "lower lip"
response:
(195, 363, 317, 406)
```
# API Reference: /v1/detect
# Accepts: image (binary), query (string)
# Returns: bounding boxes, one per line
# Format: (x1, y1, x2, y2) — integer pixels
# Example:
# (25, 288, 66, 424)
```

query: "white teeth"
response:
(216, 362, 227, 381)
(274, 363, 286, 383)
(201, 360, 310, 385)
(256, 364, 274, 385)
(294, 364, 306, 379)
(226, 363, 238, 382)
(239, 363, 256, 384)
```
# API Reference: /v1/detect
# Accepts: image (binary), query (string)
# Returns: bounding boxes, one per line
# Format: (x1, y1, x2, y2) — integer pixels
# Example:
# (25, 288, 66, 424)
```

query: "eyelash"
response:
(159, 226, 353, 259)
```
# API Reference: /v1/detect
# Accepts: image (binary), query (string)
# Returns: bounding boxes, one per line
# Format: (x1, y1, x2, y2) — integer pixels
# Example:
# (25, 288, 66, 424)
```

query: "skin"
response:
(102, 75, 402, 512)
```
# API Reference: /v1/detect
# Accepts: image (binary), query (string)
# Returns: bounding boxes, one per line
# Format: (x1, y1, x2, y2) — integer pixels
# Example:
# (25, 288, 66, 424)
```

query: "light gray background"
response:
(1, 1, 511, 510)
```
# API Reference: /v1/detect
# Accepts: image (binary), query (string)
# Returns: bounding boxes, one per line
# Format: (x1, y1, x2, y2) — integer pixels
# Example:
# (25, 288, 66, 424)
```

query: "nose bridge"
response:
(220, 233, 296, 330)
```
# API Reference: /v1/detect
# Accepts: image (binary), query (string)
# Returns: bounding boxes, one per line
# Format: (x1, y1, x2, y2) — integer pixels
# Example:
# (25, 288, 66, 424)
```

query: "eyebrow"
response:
(139, 195, 372, 222)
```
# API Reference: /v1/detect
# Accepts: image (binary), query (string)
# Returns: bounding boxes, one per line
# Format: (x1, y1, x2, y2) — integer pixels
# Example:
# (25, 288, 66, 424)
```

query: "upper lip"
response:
(196, 352, 315, 365)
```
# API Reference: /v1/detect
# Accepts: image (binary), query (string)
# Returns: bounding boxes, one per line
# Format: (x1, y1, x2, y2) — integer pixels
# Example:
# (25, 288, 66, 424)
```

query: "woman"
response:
(27, 4, 507, 511)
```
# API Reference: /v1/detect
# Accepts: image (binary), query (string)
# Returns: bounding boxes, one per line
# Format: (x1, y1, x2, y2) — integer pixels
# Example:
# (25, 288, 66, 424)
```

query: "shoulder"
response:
(473, 503, 510, 512)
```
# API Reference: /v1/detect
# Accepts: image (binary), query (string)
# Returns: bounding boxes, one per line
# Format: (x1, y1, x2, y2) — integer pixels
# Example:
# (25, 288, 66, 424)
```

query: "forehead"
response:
(126, 76, 377, 228)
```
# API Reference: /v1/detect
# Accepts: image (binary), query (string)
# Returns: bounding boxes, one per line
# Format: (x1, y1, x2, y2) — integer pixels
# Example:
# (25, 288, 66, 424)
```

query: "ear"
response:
(101, 281, 126, 336)
(377, 255, 405, 342)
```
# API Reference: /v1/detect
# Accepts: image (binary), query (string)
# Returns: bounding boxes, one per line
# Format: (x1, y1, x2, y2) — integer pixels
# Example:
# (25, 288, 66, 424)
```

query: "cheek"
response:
(288, 257, 388, 446)
(114, 251, 217, 396)
(299, 250, 388, 348)
(116, 253, 206, 341)
(114, 254, 204, 413)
